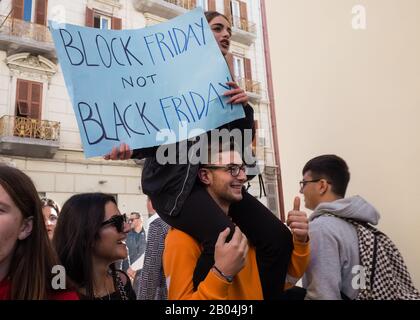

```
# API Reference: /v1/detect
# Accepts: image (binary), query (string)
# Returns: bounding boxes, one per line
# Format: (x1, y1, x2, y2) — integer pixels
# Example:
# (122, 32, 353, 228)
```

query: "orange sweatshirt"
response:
(163, 228, 310, 300)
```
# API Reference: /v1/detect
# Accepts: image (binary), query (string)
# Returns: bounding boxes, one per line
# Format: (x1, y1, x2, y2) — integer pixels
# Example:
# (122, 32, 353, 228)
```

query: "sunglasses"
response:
(101, 214, 127, 233)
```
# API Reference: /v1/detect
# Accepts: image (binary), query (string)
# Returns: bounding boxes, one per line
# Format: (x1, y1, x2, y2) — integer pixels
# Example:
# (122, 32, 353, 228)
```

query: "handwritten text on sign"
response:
(50, 9, 244, 157)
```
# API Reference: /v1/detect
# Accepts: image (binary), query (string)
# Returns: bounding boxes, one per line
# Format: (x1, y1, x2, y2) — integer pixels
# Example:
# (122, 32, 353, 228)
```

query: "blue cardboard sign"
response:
(49, 8, 245, 157)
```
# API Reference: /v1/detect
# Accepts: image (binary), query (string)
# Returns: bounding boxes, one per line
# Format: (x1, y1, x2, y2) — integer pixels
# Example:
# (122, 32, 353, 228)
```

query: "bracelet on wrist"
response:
(212, 265, 234, 283)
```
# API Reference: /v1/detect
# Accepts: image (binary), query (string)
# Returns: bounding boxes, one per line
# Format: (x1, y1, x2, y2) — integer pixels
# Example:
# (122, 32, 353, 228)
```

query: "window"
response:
(94, 13, 112, 30)
(12, 0, 47, 25)
(233, 55, 244, 80)
(231, 0, 241, 28)
(15, 79, 43, 120)
(86, 7, 122, 30)
(23, 0, 33, 22)
(196, 0, 207, 10)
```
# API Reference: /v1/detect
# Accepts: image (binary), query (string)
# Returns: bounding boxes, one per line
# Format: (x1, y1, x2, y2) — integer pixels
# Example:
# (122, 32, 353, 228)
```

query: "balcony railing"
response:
(133, 0, 195, 19)
(164, 0, 195, 10)
(236, 78, 261, 95)
(231, 16, 256, 34)
(0, 15, 54, 54)
(230, 15, 257, 46)
(0, 115, 60, 141)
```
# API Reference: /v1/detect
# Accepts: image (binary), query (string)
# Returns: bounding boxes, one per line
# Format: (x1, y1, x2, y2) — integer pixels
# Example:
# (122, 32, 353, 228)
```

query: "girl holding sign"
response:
(106, 11, 308, 300)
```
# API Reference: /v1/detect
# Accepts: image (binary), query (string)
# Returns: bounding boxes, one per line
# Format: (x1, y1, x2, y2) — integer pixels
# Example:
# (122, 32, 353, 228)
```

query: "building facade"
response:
(0, 0, 282, 218)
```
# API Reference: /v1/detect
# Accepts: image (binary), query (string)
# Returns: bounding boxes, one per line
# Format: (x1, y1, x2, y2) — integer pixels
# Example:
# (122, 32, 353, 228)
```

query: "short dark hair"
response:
(302, 155, 350, 197)
(130, 212, 141, 219)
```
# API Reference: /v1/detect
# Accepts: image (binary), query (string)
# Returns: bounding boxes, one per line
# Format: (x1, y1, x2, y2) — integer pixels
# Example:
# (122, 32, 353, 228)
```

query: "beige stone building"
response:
(0, 0, 282, 220)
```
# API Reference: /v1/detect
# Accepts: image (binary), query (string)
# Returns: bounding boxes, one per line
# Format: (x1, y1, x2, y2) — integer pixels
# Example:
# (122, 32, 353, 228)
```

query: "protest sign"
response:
(50, 8, 245, 157)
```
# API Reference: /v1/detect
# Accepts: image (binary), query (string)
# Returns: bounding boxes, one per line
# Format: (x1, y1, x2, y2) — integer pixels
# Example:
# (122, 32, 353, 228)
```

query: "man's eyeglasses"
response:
(101, 214, 127, 233)
(202, 164, 246, 177)
(299, 179, 322, 190)
(299, 179, 331, 190)
(128, 217, 139, 223)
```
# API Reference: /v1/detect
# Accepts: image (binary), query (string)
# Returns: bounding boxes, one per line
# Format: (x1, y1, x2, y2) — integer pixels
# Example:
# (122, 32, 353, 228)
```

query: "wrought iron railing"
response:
(0, 115, 60, 141)
(164, 0, 196, 10)
(0, 15, 53, 44)
(236, 78, 261, 95)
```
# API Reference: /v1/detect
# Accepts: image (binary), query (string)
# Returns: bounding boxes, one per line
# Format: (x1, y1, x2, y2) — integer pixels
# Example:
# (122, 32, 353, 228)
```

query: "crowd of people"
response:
(0, 10, 417, 301)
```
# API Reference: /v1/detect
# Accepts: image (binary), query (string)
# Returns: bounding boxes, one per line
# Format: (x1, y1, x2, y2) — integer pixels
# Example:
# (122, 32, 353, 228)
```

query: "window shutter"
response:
(207, 0, 216, 11)
(12, 0, 24, 20)
(85, 7, 94, 27)
(224, 0, 232, 22)
(225, 53, 234, 78)
(239, 1, 248, 31)
(35, 0, 47, 25)
(30, 82, 42, 120)
(16, 79, 29, 116)
(243, 57, 252, 92)
(111, 17, 122, 30)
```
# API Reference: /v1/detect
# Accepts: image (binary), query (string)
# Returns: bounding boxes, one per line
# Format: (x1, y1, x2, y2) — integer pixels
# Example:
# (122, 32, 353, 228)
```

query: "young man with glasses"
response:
(122, 212, 147, 287)
(298, 155, 381, 299)
(163, 147, 310, 299)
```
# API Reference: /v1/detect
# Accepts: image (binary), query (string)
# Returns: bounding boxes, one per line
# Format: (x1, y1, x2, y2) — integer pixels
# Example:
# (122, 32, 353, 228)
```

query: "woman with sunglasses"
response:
(0, 165, 78, 300)
(53, 193, 136, 300)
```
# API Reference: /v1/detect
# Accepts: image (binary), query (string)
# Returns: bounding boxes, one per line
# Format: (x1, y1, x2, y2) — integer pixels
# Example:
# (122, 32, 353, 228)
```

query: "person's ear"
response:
(198, 169, 211, 185)
(319, 179, 329, 195)
(18, 216, 33, 241)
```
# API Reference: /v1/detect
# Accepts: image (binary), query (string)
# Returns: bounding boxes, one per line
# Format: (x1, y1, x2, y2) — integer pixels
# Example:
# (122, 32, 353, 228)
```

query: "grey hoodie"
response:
(303, 196, 380, 300)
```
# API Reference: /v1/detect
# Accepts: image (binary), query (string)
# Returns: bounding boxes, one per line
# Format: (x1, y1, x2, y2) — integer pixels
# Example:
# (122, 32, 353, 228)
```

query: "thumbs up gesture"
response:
(287, 197, 309, 243)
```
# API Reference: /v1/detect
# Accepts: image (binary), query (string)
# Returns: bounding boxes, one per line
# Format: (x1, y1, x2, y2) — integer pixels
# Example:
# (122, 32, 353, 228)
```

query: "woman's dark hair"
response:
(302, 155, 350, 197)
(0, 165, 59, 299)
(205, 11, 230, 24)
(41, 197, 60, 215)
(53, 193, 117, 299)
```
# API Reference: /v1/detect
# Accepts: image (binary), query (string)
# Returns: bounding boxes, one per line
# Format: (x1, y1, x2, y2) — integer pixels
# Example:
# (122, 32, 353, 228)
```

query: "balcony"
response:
(0, 15, 55, 56)
(0, 115, 60, 158)
(133, 2, 257, 45)
(230, 16, 257, 46)
(236, 78, 262, 103)
(133, 0, 195, 20)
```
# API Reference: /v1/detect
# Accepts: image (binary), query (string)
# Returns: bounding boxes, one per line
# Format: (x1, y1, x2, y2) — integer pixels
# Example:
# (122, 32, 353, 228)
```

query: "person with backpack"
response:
(299, 154, 419, 300)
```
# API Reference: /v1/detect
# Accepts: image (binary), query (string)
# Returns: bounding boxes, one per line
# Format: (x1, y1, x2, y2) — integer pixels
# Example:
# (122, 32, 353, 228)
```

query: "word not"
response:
(121, 74, 158, 89)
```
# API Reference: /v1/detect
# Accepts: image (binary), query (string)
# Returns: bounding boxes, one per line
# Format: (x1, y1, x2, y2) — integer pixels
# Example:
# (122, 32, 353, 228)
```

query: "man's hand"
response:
(214, 226, 249, 278)
(103, 143, 133, 160)
(287, 197, 309, 243)
(224, 81, 249, 107)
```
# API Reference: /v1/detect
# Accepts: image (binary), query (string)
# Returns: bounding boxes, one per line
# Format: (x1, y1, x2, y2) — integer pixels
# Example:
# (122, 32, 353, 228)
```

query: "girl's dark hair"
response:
(205, 11, 230, 24)
(41, 197, 60, 215)
(53, 193, 117, 299)
(0, 165, 59, 299)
